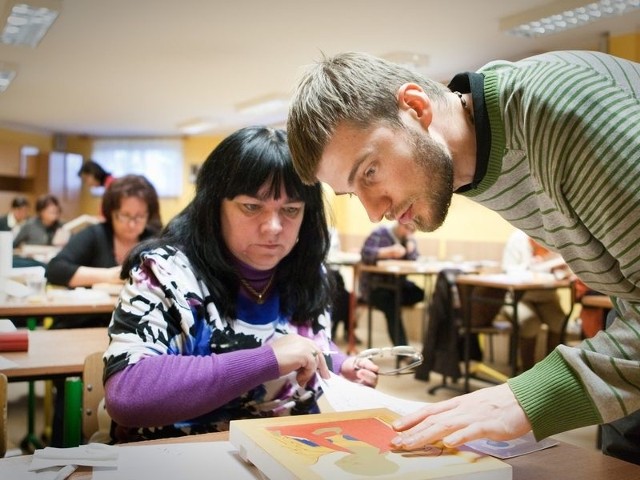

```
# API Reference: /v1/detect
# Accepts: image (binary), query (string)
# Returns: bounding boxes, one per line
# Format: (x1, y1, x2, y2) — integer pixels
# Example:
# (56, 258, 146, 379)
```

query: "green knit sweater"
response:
(463, 50, 640, 440)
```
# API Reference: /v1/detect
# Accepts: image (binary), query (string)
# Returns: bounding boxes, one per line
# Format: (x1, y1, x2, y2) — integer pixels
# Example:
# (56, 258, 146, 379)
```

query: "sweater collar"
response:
(232, 257, 276, 292)
(448, 71, 490, 193)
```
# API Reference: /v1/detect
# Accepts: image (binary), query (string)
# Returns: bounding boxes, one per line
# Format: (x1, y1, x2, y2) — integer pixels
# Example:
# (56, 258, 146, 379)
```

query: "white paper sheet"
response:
(0, 455, 66, 480)
(0, 443, 260, 480)
(0, 231, 12, 278)
(92, 441, 260, 480)
(0, 354, 19, 369)
(30, 444, 119, 470)
(319, 372, 428, 416)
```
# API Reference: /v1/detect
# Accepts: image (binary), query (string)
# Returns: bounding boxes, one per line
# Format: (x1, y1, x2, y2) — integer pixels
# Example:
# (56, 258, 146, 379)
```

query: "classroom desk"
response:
(2, 431, 637, 480)
(1, 327, 110, 451)
(581, 294, 614, 310)
(0, 294, 116, 319)
(1, 327, 109, 382)
(356, 260, 482, 349)
(456, 272, 574, 392)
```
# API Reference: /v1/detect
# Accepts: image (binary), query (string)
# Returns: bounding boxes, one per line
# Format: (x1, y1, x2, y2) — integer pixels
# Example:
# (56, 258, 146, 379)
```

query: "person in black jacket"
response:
(46, 174, 161, 290)
(0, 196, 30, 236)
(45, 174, 162, 446)
(46, 174, 161, 331)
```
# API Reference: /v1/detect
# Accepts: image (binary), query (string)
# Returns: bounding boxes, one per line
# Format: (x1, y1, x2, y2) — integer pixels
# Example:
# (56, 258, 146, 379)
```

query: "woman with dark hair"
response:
(0, 196, 30, 237)
(78, 159, 114, 188)
(103, 126, 379, 442)
(12, 194, 63, 248)
(46, 174, 161, 288)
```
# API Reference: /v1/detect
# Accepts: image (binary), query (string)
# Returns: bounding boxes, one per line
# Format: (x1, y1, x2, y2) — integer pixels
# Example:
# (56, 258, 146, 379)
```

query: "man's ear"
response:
(396, 83, 433, 129)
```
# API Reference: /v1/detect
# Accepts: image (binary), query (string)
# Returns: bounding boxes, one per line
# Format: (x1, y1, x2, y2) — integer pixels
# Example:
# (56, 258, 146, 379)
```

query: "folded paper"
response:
(29, 443, 119, 471)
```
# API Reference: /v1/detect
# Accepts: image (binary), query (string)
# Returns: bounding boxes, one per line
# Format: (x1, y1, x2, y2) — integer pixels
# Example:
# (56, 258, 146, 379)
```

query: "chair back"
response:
(82, 351, 105, 442)
(0, 373, 7, 458)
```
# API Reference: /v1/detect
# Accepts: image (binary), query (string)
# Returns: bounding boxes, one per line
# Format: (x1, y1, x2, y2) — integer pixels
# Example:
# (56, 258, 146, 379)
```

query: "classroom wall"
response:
(609, 32, 640, 60)
(0, 128, 51, 151)
(2, 32, 638, 243)
(0, 127, 53, 213)
(0, 128, 228, 227)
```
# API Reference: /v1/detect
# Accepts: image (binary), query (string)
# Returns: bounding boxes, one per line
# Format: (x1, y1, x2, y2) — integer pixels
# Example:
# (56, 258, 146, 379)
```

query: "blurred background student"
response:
(78, 159, 114, 190)
(359, 221, 424, 346)
(44, 174, 161, 446)
(495, 229, 570, 371)
(0, 196, 30, 237)
(78, 159, 116, 221)
(46, 174, 161, 326)
(12, 194, 64, 249)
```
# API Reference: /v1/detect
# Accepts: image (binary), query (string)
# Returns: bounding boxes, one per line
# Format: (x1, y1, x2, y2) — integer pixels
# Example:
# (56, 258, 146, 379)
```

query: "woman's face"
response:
(39, 203, 61, 227)
(81, 173, 100, 188)
(111, 196, 149, 243)
(221, 184, 305, 270)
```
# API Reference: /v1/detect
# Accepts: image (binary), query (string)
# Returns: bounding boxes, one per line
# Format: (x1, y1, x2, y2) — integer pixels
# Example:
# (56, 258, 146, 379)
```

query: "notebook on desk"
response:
(229, 408, 512, 480)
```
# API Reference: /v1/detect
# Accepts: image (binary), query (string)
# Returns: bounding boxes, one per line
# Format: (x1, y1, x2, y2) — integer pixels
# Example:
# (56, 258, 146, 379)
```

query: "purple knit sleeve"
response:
(105, 345, 279, 427)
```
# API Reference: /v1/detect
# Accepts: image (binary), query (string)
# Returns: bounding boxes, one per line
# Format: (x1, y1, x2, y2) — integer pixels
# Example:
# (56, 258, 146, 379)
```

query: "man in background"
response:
(0, 196, 30, 237)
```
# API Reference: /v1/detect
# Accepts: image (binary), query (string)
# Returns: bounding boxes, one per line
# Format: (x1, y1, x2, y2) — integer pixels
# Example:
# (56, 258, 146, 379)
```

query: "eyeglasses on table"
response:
(355, 345, 423, 375)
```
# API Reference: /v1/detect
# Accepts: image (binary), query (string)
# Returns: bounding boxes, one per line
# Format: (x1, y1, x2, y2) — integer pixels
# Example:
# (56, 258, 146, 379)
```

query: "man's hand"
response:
(390, 383, 532, 448)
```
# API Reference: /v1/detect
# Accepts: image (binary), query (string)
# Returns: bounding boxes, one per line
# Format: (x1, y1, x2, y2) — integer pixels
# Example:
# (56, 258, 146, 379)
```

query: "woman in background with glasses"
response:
(44, 174, 161, 446)
(46, 174, 161, 290)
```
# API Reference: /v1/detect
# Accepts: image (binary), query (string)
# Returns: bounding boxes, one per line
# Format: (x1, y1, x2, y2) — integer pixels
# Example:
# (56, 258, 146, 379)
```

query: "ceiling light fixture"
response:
(501, 0, 640, 38)
(235, 93, 289, 127)
(0, 61, 18, 92)
(236, 94, 289, 117)
(177, 118, 220, 135)
(381, 51, 430, 71)
(0, 0, 62, 47)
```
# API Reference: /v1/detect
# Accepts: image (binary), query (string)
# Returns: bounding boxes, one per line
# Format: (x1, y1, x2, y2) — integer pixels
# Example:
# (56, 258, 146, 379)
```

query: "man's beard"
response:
(407, 127, 454, 232)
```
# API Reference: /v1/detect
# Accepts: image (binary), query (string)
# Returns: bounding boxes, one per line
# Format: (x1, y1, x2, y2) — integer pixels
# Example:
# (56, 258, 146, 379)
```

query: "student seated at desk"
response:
(12, 194, 64, 249)
(0, 195, 30, 237)
(359, 221, 424, 346)
(103, 126, 379, 442)
(494, 229, 570, 371)
(46, 174, 161, 327)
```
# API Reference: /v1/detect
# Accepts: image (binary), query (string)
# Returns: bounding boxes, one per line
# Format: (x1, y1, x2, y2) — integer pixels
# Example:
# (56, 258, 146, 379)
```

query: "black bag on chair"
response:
(414, 268, 482, 381)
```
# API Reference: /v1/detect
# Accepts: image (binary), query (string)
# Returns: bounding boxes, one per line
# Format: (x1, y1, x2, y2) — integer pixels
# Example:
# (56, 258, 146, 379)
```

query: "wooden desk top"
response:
(120, 434, 640, 480)
(2, 431, 639, 479)
(357, 259, 482, 276)
(456, 272, 572, 291)
(0, 327, 109, 381)
(0, 292, 117, 318)
(326, 250, 361, 266)
(581, 295, 613, 309)
(77, 433, 640, 480)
